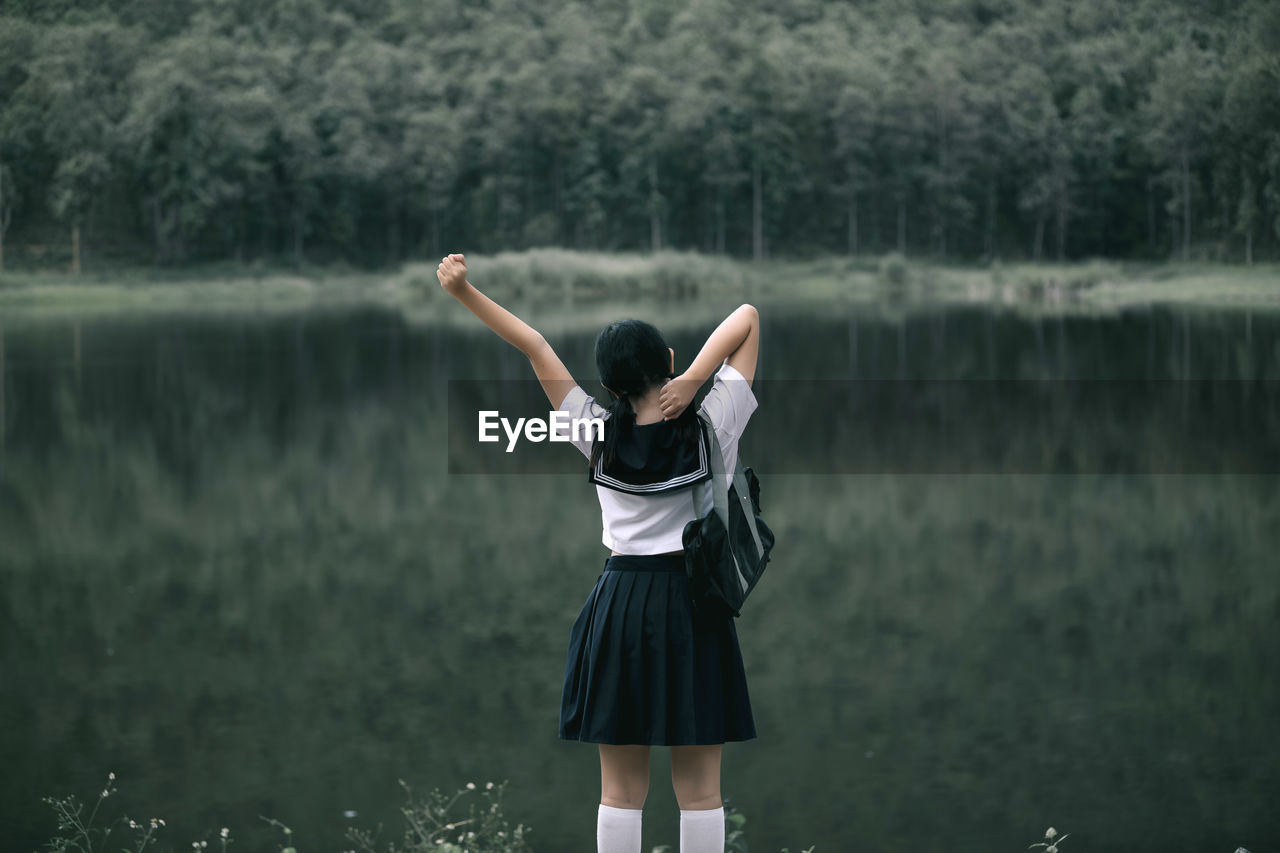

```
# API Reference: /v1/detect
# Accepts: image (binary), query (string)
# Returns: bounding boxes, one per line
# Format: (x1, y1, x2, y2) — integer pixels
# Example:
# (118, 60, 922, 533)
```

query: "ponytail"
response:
(591, 390, 635, 469)
(589, 319, 701, 469)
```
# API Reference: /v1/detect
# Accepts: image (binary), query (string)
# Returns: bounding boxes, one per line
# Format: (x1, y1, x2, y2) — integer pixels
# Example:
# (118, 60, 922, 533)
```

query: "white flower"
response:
(201, 842, 208, 848)
(102, 789, 110, 798)
(485, 782, 494, 790)
(466, 782, 475, 790)
(1046, 828, 1057, 840)
(108, 772, 116, 780)
(159, 820, 166, 827)
(220, 828, 229, 839)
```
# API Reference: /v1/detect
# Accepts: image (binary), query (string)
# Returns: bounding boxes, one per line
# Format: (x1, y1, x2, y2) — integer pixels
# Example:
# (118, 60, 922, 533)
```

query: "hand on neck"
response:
(626, 386, 665, 425)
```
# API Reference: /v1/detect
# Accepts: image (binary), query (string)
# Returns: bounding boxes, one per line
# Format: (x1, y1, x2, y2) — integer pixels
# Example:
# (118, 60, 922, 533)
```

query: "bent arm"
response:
(683, 303, 760, 387)
(440, 256, 577, 408)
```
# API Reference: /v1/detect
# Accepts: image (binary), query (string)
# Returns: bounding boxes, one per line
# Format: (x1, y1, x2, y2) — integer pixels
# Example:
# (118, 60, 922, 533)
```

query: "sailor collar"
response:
(588, 413, 713, 495)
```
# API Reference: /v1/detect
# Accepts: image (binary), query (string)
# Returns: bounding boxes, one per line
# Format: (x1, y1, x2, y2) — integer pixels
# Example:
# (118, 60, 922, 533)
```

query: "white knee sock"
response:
(597, 803, 642, 853)
(680, 806, 725, 853)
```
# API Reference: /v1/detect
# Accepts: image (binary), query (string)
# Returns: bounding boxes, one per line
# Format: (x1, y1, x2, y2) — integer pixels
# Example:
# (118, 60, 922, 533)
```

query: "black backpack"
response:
(682, 409, 775, 619)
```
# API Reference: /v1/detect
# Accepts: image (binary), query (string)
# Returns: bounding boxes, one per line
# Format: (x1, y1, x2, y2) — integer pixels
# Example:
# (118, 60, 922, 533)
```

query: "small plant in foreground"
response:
(724, 797, 748, 853)
(260, 816, 296, 853)
(344, 778, 531, 853)
(1029, 826, 1069, 853)
(41, 771, 177, 853)
(44, 773, 814, 853)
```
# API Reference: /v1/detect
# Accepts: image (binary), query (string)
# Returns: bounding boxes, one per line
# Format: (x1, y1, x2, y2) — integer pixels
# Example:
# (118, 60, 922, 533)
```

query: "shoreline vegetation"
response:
(0, 250, 1277, 328)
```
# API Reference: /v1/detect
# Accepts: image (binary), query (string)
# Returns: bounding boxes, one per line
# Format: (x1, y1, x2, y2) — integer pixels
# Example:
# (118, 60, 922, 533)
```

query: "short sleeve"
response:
(697, 362, 758, 450)
(555, 385, 609, 459)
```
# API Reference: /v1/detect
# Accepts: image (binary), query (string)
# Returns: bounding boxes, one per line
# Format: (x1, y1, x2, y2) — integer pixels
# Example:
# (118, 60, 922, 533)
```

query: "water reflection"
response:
(1, 301, 1277, 852)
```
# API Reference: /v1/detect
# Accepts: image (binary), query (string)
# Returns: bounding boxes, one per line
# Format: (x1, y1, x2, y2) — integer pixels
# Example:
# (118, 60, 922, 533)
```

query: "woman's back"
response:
(557, 362, 758, 555)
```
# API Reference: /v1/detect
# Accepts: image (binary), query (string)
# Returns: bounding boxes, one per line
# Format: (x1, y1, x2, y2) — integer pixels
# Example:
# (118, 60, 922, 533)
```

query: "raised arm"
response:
(658, 303, 759, 420)
(437, 253, 577, 409)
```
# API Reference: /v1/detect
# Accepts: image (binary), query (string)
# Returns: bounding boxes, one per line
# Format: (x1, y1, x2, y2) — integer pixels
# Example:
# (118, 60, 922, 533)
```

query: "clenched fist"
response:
(437, 253, 467, 294)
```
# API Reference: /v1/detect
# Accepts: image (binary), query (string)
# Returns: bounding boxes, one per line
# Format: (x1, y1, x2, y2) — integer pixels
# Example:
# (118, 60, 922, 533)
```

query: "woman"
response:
(436, 253, 760, 853)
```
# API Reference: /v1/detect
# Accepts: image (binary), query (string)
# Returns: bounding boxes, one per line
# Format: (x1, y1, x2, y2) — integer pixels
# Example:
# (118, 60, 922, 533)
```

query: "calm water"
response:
(2, 296, 1278, 852)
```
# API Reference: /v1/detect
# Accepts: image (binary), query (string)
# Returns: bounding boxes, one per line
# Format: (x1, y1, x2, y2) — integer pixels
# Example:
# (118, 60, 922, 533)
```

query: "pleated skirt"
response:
(558, 553, 756, 746)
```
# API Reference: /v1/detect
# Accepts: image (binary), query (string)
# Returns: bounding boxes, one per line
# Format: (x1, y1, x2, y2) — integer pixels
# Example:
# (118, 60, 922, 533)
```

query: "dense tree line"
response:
(0, 0, 1278, 272)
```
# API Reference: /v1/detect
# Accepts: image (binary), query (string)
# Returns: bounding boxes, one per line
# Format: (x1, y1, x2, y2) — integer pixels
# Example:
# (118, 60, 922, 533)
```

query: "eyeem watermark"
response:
(450, 378, 1280, 473)
(478, 410, 604, 453)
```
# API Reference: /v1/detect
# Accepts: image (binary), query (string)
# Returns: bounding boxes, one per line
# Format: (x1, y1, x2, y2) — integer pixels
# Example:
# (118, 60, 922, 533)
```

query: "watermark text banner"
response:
(446, 379, 1280, 474)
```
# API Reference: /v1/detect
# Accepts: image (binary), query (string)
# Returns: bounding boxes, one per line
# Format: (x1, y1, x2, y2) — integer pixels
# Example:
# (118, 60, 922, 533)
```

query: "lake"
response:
(1, 292, 1278, 852)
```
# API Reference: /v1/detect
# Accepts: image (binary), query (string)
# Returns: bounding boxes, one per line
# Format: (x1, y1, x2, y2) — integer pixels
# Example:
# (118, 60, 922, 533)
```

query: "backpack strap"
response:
(691, 410, 767, 562)
(691, 410, 730, 529)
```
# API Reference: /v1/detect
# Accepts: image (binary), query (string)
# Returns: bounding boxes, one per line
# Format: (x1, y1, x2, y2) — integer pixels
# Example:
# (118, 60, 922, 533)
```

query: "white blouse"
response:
(556, 362, 758, 555)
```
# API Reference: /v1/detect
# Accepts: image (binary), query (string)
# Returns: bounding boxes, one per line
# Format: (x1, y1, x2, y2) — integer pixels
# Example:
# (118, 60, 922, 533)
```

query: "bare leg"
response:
(670, 744, 722, 810)
(672, 745, 724, 852)
(599, 744, 651, 809)
(597, 745, 649, 853)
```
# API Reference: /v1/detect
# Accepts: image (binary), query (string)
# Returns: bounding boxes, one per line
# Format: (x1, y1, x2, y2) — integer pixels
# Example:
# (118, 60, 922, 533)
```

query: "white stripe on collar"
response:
(588, 421, 711, 495)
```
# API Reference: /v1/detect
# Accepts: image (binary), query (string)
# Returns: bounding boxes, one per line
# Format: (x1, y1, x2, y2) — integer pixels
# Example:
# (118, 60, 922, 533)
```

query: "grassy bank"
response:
(1, 250, 1278, 328)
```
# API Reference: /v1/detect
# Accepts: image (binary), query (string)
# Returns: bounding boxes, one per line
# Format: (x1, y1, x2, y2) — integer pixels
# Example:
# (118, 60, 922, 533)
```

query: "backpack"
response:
(682, 409, 775, 619)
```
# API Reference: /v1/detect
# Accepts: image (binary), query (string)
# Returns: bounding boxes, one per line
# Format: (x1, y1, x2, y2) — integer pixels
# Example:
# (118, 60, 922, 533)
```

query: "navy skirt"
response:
(558, 553, 756, 746)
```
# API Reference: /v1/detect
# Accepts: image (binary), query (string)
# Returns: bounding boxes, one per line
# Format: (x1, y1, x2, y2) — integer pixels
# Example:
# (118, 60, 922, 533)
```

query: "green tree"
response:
(735, 13, 812, 261)
(1003, 61, 1071, 262)
(521, 2, 614, 248)
(803, 5, 884, 257)
(1062, 4, 1141, 257)
(1222, 0, 1280, 264)
(916, 22, 977, 259)
(878, 22, 933, 256)
(608, 51, 676, 252)
(1141, 36, 1225, 261)
(962, 20, 1030, 261)
(25, 18, 142, 272)
(0, 15, 40, 273)
(119, 24, 278, 263)
(666, 0, 750, 256)
(2, 0, 1278, 266)
(318, 27, 415, 261)
(401, 73, 463, 258)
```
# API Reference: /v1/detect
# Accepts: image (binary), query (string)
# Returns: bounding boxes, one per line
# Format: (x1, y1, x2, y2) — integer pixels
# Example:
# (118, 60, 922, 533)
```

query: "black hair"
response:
(588, 318, 700, 468)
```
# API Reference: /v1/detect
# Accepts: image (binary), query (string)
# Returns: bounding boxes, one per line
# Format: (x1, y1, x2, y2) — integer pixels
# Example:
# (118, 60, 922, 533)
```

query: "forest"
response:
(0, 0, 1278, 272)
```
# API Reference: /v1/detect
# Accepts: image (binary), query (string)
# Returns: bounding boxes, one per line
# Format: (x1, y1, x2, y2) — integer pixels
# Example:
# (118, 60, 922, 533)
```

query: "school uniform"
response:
(555, 363, 758, 746)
